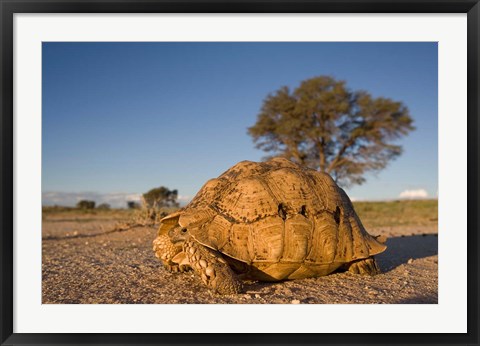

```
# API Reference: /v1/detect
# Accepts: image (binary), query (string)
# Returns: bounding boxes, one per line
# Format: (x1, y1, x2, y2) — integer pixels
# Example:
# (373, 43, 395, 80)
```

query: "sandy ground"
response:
(42, 214, 437, 304)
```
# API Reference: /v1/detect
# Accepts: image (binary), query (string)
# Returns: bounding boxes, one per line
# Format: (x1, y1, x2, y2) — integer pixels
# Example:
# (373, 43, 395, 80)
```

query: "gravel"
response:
(42, 217, 437, 304)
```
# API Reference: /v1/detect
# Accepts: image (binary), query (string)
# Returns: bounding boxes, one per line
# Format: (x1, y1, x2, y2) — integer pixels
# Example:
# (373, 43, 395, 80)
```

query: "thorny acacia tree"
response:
(143, 186, 179, 208)
(248, 76, 415, 186)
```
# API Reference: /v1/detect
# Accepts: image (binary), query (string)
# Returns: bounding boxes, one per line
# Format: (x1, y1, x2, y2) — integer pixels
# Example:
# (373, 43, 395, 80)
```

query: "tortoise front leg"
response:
(152, 234, 190, 273)
(183, 239, 243, 294)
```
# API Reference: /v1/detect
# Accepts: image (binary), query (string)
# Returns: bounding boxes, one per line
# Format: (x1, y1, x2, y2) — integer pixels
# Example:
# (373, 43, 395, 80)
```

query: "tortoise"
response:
(152, 157, 386, 294)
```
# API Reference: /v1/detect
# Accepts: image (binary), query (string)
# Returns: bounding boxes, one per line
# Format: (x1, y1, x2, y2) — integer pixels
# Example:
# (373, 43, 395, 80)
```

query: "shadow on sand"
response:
(393, 295, 437, 304)
(376, 234, 438, 272)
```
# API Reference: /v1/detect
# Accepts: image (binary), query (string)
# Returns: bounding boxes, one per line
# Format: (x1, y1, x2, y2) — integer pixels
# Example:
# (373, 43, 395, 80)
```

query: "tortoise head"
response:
(162, 208, 214, 242)
(168, 225, 191, 244)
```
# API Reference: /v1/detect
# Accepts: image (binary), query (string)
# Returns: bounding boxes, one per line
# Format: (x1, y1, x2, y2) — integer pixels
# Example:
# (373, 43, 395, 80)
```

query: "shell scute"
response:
(263, 168, 319, 213)
(281, 214, 312, 262)
(251, 216, 284, 262)
(306, 212, 338, 263)
(205, 215, 231, 250)
(220, 223, 254, 263)
(218, 160, 267, 181)
(214, 177, 278, 223)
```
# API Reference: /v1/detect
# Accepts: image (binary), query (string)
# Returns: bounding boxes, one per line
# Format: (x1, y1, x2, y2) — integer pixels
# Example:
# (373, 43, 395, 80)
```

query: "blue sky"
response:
(42, 42, 437, 207)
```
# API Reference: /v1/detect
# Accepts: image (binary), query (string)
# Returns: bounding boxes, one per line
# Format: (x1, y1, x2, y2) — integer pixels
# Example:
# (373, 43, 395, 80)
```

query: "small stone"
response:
(291, 299, 301, 304)
(407, 258, 414, 264)
(255, 294, 261, 298)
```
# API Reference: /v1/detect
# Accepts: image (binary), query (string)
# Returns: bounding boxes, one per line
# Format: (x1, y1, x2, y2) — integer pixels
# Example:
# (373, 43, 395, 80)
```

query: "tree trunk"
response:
(318, 138, 326, 172)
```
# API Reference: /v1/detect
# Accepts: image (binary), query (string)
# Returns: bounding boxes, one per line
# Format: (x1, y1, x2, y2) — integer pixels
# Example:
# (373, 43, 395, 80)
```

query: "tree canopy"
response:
(248, 76, 415, 186)
(142, 186, 179, 208)
(127, 201, 140, 209)
(76, 200, 95, 209)
(97, 203, 111, 210)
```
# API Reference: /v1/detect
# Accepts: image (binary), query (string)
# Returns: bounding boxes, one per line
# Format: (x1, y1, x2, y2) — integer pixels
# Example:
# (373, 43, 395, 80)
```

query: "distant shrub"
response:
(97, 203, 111, 210)
(76, 200, 96, 209)
(127, 201, 140, 209)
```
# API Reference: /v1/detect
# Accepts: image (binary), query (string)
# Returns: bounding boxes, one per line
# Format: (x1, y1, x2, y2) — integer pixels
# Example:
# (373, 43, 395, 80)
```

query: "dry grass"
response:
(42, 206, 134, 219)
(42, 200, 438, 230)
(353, 199, 438, 229)
(42, 206, 180, 221)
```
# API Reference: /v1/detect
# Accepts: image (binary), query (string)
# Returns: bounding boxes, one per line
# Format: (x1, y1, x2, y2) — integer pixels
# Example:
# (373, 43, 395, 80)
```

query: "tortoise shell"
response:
(159, 157, 386, 281)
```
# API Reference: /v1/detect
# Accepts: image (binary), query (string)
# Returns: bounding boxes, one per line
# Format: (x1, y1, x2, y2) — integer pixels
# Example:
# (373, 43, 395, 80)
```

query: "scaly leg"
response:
(183, 239, 243, 294)
(346, 256, 381, 275)
(152, 234, 190, 273)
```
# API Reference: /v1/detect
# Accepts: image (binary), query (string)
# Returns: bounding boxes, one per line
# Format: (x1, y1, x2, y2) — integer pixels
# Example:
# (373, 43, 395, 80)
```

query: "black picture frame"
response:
(1, 1, 478, 345)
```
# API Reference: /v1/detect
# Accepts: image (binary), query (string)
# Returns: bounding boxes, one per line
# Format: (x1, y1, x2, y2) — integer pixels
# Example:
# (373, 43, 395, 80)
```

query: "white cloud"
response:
(399, 189, 429, 199)
(177, 194, 192, 205)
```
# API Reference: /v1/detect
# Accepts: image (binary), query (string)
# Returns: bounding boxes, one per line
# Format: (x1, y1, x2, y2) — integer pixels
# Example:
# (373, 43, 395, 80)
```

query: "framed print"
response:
(1, 1, 479, 345)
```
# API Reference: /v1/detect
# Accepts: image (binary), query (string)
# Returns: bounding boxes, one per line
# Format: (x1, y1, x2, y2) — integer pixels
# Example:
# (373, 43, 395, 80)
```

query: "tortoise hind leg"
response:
(183, 239, 243, 294)
(345, 256, 381, 275)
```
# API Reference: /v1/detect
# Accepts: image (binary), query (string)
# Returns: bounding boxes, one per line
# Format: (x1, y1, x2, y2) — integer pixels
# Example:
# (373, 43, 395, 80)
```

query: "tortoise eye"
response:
(181, 228, 187, 233)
